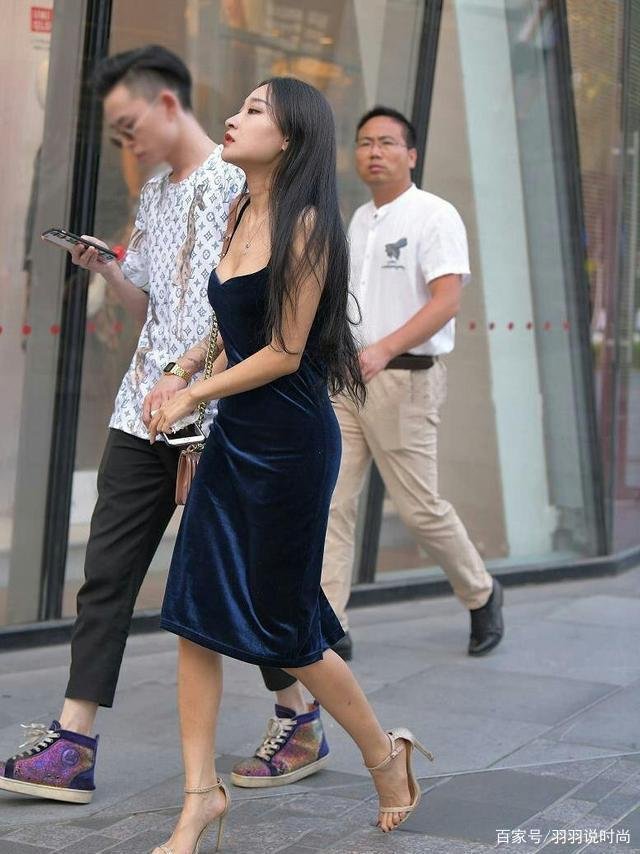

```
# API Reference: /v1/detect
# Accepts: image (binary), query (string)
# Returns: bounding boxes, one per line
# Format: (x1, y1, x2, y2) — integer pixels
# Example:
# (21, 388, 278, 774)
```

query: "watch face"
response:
(164, 362, 177, 373)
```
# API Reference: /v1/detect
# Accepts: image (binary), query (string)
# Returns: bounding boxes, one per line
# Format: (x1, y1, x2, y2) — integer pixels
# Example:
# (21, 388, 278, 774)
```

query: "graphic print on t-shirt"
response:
(382, 236, 407, 269)
(349, 185, 470, 355)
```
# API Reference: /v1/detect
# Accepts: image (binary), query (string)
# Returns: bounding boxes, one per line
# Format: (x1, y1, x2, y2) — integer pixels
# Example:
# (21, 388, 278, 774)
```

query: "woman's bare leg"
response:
(152, 639, 227, 854)
(286, 649, 415, 832)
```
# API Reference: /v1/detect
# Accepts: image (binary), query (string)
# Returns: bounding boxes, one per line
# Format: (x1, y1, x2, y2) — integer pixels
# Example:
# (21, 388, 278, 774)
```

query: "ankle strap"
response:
(184, 776, 224, 794)
(365, 734, 405, 772)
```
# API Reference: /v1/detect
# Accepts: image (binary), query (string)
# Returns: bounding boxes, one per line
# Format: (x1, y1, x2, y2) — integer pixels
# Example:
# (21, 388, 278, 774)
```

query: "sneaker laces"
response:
(13, 723, 60, 758)
(255, 716, 296, 761)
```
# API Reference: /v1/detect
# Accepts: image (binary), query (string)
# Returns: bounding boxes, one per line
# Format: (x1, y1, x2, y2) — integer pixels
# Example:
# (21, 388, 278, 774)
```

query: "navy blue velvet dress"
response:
(160, 265, 345, 667)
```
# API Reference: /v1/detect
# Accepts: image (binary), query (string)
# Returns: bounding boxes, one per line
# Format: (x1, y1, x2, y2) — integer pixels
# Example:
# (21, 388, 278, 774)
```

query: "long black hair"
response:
(261, 77, 365, 404)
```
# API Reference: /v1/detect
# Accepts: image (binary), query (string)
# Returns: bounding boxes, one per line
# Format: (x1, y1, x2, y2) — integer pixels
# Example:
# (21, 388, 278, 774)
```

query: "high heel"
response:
(366, 728, 434, 832)
(152, 777, 230, 853)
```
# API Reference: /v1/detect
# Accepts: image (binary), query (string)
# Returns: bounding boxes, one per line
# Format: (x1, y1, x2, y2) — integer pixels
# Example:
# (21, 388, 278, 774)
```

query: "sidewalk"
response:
(1, 568, 639, 853)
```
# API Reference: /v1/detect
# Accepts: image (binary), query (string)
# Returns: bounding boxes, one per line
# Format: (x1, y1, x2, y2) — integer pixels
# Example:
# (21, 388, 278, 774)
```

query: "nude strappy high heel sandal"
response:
(153, 777, 230, 853)
(366, 728, 434, 831)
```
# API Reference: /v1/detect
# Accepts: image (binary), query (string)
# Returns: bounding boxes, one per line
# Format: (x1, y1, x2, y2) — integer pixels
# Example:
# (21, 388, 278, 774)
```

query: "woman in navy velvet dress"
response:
(148, 78, 432, 854)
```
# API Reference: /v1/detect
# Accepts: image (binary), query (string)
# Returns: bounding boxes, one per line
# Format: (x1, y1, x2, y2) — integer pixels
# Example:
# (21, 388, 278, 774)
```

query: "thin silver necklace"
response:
(240, 211, 269, 255)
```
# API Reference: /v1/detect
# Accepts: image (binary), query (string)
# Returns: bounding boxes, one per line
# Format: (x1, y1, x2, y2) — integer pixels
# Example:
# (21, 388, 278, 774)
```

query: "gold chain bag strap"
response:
(174, 313, 219, 505)
(174, 193, 248, 505)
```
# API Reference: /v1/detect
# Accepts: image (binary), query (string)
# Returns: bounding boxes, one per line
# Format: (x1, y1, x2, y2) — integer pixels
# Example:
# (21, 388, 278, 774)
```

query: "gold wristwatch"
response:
(163, 361, 191, 383)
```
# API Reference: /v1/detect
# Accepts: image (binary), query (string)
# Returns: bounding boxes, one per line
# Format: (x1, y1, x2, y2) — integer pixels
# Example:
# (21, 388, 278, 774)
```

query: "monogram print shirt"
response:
(110, 147, 244, 439)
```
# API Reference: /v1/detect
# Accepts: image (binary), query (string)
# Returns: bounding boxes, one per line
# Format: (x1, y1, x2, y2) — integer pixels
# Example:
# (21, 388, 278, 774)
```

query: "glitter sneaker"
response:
(0, 721, 98, 804)
(231, 700, 329, 788)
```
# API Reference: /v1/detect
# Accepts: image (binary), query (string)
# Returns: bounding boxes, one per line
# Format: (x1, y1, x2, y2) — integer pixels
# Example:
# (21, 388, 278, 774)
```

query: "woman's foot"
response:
(367, 734, 413, 832)
(366, 729, 434, 833)
(152, 784, 227, 854)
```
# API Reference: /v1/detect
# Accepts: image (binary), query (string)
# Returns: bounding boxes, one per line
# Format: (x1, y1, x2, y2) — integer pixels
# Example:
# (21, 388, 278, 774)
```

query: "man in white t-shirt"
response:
(322, 106, 504, 657)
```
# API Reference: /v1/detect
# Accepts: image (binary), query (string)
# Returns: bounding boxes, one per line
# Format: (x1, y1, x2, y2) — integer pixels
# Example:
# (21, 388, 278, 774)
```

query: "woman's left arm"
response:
(149, 219, 323, 442)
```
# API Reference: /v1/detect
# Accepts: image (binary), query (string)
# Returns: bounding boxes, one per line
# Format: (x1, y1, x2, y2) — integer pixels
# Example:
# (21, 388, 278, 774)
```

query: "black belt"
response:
(386, 353, 437, 370)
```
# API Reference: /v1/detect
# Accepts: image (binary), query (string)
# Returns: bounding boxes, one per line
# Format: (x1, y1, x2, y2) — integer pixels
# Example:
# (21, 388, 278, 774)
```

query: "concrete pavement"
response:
(1, 567, 640, 852)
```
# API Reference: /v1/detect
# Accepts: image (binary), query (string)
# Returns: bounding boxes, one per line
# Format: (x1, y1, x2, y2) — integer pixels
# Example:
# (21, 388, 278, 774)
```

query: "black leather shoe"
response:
(332, 632, 353, 661)
(468, 579, 504, 656)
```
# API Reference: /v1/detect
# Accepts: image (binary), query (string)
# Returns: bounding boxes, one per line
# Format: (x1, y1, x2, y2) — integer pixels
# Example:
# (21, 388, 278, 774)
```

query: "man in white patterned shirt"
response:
(0, 46, 242, 804)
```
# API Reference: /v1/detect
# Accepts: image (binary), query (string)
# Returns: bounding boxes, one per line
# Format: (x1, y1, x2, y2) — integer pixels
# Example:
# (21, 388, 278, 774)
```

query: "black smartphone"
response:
(41, 227, 118, 262)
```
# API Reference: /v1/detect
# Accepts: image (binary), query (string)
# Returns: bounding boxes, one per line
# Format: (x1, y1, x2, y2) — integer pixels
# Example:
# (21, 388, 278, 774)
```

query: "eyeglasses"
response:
(108, 97, 159, 149)
(355, 138, 408, 152)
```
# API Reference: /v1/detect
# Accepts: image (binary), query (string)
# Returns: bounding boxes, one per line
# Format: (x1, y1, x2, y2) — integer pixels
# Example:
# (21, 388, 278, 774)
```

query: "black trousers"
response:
(66, 428, 296, 707)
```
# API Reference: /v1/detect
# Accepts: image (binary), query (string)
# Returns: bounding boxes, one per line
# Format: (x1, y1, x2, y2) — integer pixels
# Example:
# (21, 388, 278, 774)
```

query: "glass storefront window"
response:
(611, 1, 640, 549)
(0, 1, 55, 623)
(1, 1, 87, 626)
(1, 0, 637, 634)
(375, 0, 603, 578)
(566, 1, 640, 550)
(63, 0, 426, 616)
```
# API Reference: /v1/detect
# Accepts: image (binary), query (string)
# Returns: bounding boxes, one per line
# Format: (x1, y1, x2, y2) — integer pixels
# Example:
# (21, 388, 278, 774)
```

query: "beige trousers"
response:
(321, 361, 493, 630)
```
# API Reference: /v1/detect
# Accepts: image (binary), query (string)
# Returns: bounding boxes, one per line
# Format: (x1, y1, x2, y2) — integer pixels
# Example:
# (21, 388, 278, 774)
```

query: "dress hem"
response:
(160, 618, 344, 668)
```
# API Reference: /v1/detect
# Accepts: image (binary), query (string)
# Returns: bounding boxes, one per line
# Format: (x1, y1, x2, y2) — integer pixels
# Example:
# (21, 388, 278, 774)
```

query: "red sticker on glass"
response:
(30, 6, 53, 33)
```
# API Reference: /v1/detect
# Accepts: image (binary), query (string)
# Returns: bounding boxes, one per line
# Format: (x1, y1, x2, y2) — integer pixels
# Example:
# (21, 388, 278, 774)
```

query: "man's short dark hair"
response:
(356, 106, 417, 149)
(93, 44, 192, 111)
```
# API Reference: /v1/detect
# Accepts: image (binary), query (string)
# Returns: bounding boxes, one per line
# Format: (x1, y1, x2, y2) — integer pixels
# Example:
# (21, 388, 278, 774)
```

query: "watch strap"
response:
(164, 363, 191, 383)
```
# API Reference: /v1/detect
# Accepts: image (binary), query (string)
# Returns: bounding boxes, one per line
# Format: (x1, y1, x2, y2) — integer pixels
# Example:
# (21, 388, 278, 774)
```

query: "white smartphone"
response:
(41, 227, 118, 262)
(162, 422, 206, 447)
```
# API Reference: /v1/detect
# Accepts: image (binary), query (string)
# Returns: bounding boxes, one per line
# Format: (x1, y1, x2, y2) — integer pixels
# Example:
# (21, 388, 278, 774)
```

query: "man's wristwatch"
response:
(163, 362, 191, 383)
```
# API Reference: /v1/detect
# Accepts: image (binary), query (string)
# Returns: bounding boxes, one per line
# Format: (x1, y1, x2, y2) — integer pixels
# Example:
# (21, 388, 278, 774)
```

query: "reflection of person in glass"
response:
(21, 58, 49, 350)
(0, 46, 242, 804)
(77, 143, 151, 467)
(147, 79, 433, 851)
